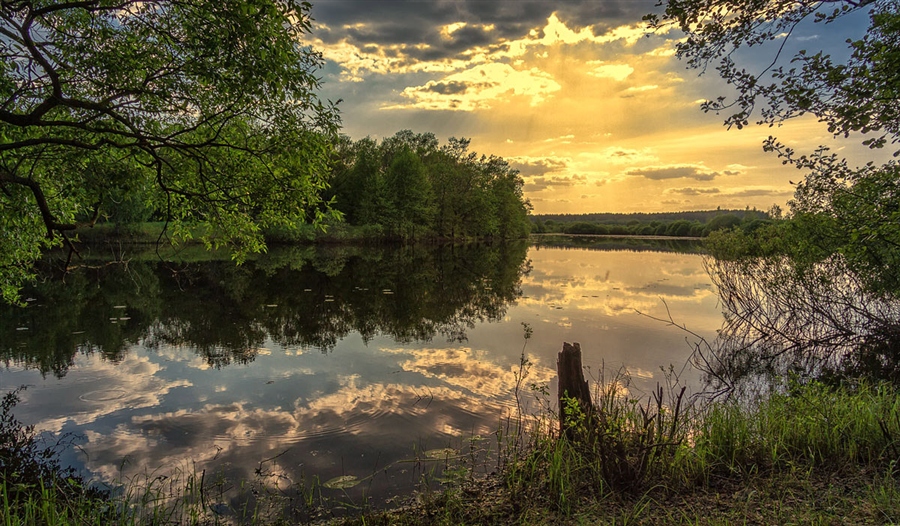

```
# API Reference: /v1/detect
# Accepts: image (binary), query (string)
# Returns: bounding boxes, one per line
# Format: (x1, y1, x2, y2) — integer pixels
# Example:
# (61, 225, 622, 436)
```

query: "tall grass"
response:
(695, 380, 900, 473)
(487, 372, 900, 521)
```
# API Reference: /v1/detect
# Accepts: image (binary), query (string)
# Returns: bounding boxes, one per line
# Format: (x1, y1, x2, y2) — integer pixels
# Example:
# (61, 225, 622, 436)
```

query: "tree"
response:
(330, 136, 385, 226)
(647, 0, 900, 295)
(649, 0, 900, 384)
(384, 146, 433, 238)
(0, 0, 340, 303)
(647, 0, 897, 147)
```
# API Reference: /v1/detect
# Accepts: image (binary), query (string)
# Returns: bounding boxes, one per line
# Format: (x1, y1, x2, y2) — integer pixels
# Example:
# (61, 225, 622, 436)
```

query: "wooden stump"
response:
(557, 342, 593, 438)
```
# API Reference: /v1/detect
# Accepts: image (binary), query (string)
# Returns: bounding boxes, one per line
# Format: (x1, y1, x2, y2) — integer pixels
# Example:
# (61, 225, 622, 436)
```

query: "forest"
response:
(531, 208, 771, 237)
(324, 131, 532, 241)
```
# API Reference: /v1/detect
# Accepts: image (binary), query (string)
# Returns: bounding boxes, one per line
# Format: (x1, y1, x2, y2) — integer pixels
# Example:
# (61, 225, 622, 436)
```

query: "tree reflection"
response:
(696, 255, 900, 396)
(1, 243, 529, 375)
(532, 235, 704, 253)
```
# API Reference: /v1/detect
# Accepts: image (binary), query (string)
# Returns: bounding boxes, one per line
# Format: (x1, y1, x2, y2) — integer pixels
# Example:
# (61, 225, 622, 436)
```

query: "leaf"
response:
(424, 448, 457, 460)
(322, 475, 360, 489)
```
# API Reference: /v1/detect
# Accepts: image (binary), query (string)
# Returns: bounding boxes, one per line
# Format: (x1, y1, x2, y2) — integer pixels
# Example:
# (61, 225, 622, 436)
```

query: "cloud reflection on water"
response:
(2, 242, 724, 510)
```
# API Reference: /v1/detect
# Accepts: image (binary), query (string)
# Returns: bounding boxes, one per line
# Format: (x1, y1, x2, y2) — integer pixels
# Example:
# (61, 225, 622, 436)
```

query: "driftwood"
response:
(557, 341, 593, 438)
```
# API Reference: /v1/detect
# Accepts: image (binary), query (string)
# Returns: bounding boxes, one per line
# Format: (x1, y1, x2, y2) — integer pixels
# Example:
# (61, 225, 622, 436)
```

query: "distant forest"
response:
(531, 208, 773, 237)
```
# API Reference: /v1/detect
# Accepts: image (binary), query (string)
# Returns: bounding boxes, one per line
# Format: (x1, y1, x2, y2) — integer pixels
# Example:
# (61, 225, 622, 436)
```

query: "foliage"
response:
(532, 209, 770, 237)
(327, 131, 532, 240)
(5, 372, 900, 525)
(0, 0, 341, 303)
(699, 254, 900, 392)
(339, 377, 900, 525)
(646, 0, 898, 150)
(650, 0, 900, 384)
(1, 388, 113, 523)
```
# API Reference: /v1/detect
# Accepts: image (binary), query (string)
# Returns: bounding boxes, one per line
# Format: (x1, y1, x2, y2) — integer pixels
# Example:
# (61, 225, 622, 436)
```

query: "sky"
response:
(304, 0, 882, 214)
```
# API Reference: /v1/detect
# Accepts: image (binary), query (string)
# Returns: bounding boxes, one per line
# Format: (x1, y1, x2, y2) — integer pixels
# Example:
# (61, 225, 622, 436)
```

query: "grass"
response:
(4, 377, 900, 525)
(335, 375, 900, 525)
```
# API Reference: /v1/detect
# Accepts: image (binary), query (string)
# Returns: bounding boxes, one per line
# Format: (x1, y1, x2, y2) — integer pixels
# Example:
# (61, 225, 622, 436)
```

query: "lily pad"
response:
(424, 448, 457, 460)
(323, 475, 361, 489)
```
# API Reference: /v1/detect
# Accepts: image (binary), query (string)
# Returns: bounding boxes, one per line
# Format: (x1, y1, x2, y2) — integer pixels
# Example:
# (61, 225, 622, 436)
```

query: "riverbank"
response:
(331, 379, 900, 525)
(4, 379, 899, 525)
(71, 222, 709, 248)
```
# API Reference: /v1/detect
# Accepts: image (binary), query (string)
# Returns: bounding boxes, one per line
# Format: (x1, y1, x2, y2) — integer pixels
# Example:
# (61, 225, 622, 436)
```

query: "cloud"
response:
(665, 187, 721, 196)
(509, 156, 569, 176)
(310, 1, 646, 51)
(621, 84, 659, 96)
(388, 63, 561, 110)
(578, 147, 658, 166)
(587, 62, 634, 81)
(646, 45, 676, 57)
(308, 7, 662, 84)
(625, 164, 719, 181)
(422, 80, 478, 95)
(526, 174, 588, 192)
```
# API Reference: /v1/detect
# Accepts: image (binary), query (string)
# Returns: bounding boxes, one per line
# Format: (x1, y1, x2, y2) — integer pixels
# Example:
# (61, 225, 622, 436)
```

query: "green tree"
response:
(703, 213, 743, 235)
(0, 0, 340, 303)
(331, 136, 385, 226)
(384, 147, 434, 238)
(649, 0, 900, 297)
(486, 155, 532, 239)
(647, 0, 897, 146)
(652, 0, 900, 382)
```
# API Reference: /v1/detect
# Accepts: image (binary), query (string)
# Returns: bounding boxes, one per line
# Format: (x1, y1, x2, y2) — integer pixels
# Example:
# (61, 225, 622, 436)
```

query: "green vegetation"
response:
(531, 209, 770, 238)
(0, 1, 341, 304)
(1, 388, 114, 525)
(647, 1, 900, 389)
(334, 377, 900, 525)
(4, 0, 899, 524)
(531, 234, 705, 254)
(326, 132, 532, 241)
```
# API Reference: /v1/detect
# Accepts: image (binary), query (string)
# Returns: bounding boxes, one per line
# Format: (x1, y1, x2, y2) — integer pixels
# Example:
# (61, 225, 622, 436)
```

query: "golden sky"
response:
(307, 1, 884, 214)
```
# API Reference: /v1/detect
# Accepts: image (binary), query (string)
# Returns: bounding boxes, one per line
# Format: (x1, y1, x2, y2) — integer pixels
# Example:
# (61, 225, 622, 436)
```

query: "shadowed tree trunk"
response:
(557, 341, 593, 438)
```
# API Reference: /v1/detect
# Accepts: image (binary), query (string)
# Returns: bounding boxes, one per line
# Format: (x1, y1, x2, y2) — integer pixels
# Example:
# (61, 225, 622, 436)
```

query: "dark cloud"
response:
(526, 174, 587, 191)
(422, 80, 495, 95)
(666, 187, 721, 196)
(726, 188, 794, 198)
(510, 158, 567, 176)
(625, 165, 718, 181)
(310, 0, 658, 63)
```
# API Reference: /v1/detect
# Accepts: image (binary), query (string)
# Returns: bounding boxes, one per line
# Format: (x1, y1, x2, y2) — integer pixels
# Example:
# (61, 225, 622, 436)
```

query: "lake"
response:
(0, 238, 723, 517)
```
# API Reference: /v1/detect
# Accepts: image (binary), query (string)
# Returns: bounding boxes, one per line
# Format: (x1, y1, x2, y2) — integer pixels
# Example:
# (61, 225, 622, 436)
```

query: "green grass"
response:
(337, 377, 900, 525)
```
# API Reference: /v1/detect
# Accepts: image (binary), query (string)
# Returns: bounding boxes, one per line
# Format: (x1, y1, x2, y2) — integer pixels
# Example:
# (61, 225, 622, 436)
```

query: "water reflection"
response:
(1, 243, 529, 375)
(1, 240, 725, 517)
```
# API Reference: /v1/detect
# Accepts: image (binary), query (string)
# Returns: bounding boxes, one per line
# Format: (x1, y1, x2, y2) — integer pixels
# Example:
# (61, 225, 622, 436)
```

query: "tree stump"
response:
(557, 342, 593, 438)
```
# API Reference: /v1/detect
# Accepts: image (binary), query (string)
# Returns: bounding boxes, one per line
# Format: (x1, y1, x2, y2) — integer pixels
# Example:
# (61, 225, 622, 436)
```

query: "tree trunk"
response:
(557, 341, 593, 438)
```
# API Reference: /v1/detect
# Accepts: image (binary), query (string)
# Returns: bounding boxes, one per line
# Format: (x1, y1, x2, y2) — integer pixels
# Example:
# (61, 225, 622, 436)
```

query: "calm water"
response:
(1, 239, 722, 514)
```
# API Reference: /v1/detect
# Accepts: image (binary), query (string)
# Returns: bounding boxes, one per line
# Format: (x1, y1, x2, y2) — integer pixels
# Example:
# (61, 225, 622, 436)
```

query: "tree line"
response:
(325, 131, 532, 241)
(532, 209, 771, 237)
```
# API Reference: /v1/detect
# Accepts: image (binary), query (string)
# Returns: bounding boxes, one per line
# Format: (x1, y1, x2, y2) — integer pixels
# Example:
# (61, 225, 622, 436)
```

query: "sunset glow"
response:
(308, 1, 885, 214)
